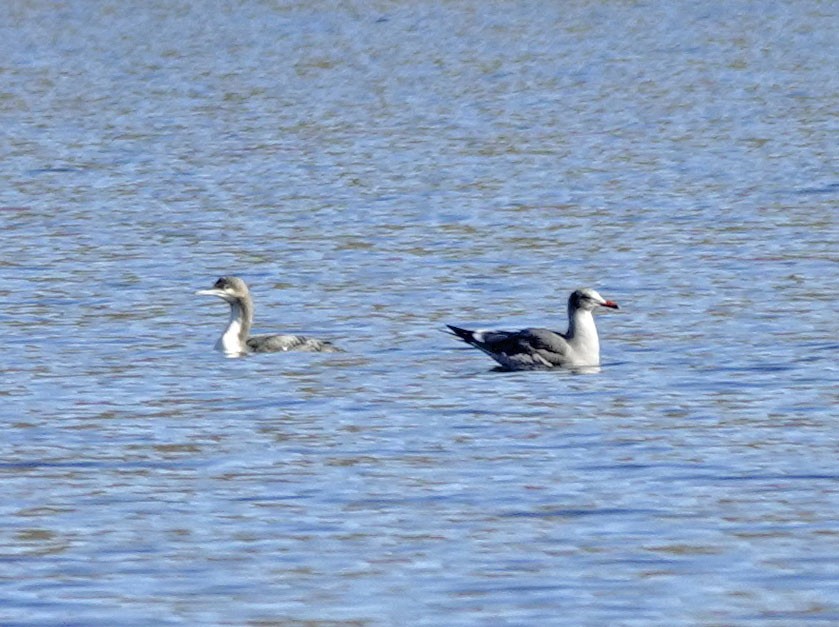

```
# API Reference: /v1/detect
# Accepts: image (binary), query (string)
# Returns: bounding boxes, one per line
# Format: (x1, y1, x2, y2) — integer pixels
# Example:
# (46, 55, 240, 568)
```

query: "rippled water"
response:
(2, 1, 837, 624)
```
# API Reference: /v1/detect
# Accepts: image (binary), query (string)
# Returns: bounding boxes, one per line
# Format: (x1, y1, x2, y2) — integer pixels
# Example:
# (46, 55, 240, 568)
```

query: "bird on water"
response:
(196, 276, 342, 356)
(447, 287, 619, 371)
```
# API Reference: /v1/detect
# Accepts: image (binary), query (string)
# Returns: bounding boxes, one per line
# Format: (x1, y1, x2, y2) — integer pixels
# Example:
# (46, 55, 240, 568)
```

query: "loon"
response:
(196, 276, 342, 356)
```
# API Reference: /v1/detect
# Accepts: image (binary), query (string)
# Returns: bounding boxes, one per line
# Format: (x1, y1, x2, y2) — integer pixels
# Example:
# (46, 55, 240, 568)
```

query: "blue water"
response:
(1, 1, 837, 624)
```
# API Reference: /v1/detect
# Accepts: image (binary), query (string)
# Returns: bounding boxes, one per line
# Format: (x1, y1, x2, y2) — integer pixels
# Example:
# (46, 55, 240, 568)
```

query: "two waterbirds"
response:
(197, 277, 619, 370)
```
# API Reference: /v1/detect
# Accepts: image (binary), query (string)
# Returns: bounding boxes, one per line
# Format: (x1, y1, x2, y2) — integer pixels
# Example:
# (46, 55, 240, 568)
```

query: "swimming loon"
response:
(196, 276, 342, 356)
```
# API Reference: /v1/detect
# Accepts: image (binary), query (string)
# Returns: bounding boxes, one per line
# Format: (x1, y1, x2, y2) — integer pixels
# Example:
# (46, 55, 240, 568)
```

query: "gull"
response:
(447, 288, 619, 370)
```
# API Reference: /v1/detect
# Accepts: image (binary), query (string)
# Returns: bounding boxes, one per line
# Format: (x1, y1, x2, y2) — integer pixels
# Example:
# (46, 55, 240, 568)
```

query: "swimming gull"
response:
(447, 287, 619, 370)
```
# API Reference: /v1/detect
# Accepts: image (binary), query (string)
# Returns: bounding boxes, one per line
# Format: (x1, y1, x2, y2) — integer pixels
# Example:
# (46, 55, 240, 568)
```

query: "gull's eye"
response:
(214, 278, 226, 289)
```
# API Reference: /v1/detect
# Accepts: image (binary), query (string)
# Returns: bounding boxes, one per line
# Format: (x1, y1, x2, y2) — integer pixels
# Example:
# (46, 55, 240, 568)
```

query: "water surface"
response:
(1, 1, 837, 624)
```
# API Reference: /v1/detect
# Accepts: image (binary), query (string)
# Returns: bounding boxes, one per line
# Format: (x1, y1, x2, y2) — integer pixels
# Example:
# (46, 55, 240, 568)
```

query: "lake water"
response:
(1, 0, 837, 624)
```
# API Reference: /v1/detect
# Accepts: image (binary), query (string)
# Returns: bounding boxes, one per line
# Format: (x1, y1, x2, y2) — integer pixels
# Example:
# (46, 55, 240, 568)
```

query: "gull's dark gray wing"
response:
(447, 325, 571, 370)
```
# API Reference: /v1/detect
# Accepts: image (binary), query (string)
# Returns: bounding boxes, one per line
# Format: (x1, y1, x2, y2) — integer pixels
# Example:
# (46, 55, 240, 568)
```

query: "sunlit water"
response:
(1, 1, 837, 624)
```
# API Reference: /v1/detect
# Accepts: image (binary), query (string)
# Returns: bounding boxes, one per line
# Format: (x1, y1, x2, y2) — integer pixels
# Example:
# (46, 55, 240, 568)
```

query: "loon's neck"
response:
(216, 297, 253, 355)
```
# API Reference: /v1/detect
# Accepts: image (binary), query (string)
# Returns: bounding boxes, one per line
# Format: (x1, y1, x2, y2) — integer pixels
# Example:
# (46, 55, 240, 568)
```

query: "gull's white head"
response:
(569, 288, 620, 313)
